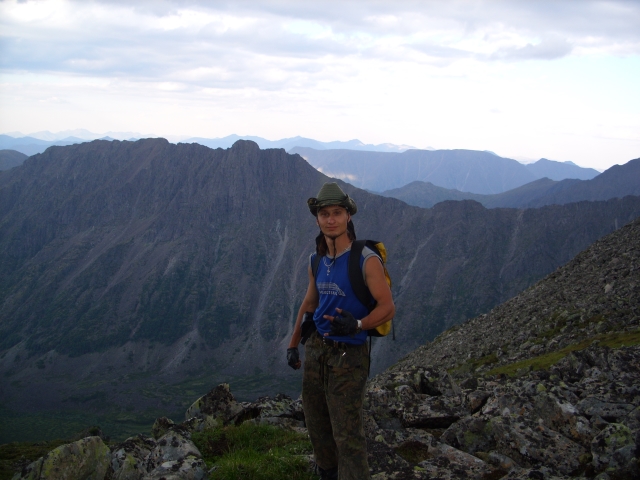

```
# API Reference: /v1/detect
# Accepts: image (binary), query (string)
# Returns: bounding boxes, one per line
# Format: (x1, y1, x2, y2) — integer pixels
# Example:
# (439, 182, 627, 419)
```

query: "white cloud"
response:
(0, 0, 639, 169)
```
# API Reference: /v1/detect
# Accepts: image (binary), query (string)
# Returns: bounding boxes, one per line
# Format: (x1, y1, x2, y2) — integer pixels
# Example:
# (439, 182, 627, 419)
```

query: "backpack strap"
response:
(311, 252, 321, 280)
(348, 239, 378, 312)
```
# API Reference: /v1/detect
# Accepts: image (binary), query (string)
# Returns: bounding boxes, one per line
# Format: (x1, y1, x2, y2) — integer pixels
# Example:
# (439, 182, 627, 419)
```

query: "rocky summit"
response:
(10, 213, 640, 479)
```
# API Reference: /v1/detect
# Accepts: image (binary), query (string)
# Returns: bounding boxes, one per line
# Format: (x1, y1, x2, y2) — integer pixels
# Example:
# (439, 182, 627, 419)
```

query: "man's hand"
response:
(326, 309, 359, 337)
(287, 347, 301, 370)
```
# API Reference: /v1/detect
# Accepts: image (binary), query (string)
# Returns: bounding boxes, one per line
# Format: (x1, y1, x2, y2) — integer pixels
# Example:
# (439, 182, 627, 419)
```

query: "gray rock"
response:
(151, 417, 175, 440)
(143, 456, 206, 480)
(489, 415, 587, 475)
(239, 393, 305, 429)
(109, 435, 156, 480)
(145, 432, 202, 473)
(417, 442, 499, 479)
(591, 423, 638, 476)
(184, 383, 244, 429)
(441, 417, 495, 455)
(13, 436, 110, 480)
(578, 397, 635, 423)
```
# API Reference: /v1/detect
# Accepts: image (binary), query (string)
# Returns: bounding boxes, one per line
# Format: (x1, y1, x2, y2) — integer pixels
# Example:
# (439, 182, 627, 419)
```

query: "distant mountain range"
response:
(0, 132, 417, 158)
(180, 134, 418, 153)
(381, 158, 640, 208)
(291, 147, 600, 194)
(1, 138, 639, 423)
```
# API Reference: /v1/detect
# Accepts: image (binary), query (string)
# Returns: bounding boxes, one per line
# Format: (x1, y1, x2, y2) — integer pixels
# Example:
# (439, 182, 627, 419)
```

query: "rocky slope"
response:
(363, 215, 640, 478)
(1, 139, 639, 428)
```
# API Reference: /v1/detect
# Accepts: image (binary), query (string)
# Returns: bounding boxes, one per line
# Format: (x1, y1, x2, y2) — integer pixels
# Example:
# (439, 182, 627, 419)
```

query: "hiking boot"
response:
(317, 465, 338, 480)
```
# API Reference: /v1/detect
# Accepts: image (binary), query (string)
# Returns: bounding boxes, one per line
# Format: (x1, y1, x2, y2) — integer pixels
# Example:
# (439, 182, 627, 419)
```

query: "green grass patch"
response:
(192, 423, 315, 480)
(448, 353, 498, 376)
(486, 329, 640, 377)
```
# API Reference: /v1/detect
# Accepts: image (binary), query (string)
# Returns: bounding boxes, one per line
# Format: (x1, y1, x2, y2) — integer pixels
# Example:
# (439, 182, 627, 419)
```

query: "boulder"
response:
(417, 442, 500, 479)
(151, 417, 175, 440)
(488, 415, 587, 475)
(239, 393, 305, 429)
(109, 435, 156, 480)
(591, 423, 639, 476)
(145, 432, 202, 472)
(184, 383, 244, 428)
(143, 457, 206, 480)
(13, 436, 110, 480)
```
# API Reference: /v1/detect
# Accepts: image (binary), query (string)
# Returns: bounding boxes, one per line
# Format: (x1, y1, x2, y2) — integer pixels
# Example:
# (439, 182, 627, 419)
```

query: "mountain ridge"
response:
(381, 158, 640, 209)
(292, 146, 599, 194)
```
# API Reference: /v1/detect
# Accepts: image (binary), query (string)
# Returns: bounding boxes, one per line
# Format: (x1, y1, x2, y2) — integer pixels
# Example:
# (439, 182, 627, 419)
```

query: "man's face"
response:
(316, 205, 350, 239)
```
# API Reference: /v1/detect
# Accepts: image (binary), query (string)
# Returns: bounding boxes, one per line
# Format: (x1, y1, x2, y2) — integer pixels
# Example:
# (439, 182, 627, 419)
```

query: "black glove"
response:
(329, 309, 359, 337)
(287, 347, 300, 370)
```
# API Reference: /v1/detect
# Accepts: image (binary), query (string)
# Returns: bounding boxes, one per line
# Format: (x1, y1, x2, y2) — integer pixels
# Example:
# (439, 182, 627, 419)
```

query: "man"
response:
(287, 182, 395, 480)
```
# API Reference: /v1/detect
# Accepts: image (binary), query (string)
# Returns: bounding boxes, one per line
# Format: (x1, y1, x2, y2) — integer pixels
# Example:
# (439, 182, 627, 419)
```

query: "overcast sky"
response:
(1, 0, 639, 169)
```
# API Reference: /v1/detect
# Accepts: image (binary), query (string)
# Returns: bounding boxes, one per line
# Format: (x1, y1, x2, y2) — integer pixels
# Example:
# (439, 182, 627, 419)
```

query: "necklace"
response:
(323, 244, 352, 275)
(323, 256, 335, 274)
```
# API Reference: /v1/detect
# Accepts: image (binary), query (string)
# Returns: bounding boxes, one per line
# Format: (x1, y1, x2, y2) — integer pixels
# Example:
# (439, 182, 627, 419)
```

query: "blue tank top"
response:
(311, 248, 373, 345)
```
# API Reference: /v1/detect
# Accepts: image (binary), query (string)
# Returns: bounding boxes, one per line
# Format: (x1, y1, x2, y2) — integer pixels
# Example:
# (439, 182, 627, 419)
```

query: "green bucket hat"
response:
(307, 182, 357, 216)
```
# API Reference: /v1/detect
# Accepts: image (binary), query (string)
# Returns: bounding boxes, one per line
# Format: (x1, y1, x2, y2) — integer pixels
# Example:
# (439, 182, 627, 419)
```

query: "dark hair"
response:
(315, 220, 356, 257)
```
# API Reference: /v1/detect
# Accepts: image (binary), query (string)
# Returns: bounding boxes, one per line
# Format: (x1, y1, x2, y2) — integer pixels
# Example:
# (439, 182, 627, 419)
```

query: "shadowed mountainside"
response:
(1, 139, 639, 427)
(0, 149, 28, 171)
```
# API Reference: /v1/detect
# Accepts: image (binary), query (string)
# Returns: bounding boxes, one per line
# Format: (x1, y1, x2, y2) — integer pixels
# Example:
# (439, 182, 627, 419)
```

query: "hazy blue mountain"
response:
(0, 134, 82, 156)
(292, 147, 539, 194)
(382, 158, 639, 209)
(525, 158, 600, 180)
(181, 135, 416, 152)
(26, 129, 150, 141)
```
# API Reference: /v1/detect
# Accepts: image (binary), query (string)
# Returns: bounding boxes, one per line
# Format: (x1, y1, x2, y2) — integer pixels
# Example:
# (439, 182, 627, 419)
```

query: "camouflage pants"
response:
(302, 333, 370, 480)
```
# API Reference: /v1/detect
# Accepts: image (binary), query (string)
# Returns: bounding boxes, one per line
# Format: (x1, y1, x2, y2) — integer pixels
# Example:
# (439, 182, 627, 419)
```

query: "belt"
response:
(315, 332, 359, 349)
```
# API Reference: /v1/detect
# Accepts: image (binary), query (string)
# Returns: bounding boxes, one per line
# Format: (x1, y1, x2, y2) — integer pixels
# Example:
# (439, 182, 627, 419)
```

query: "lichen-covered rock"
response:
(184, 383, 244, 428)
(488, 415, 587, 475)
(108, 435, 156, 480)
(441, 416, 495, 455)
(578, 398, 636, 423)
(13, 436, 110, 480)
(417, 442, 499, 479)
(239, 393, 305, 429)
(367, 384, 466, 432)
(151, 417, 175, 440)
(145, 432, 201, 473)
(591, 423, 639, 476)
(143, 456, 206, 480)
(366, 439, 412, 478)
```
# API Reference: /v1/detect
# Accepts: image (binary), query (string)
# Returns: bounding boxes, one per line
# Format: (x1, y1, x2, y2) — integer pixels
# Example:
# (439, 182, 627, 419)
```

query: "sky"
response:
(1, 0, 639, 170)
